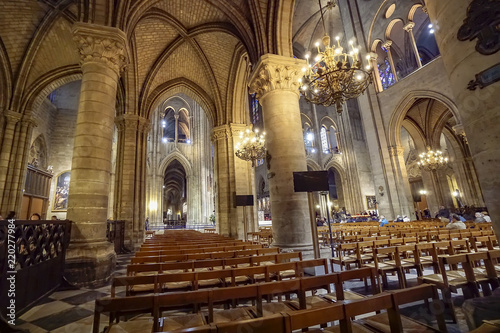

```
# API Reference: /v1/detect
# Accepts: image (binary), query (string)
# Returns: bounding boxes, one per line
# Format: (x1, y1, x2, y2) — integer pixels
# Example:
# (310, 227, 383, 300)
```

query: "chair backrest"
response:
(337, 266, 380, 296)
(217, 314, 285, 333)
(286, 303, 344, 331)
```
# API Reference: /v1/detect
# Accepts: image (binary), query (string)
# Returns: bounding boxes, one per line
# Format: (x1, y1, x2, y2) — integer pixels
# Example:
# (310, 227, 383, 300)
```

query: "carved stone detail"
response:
(248, 54, 306, 100)
(388, 145, 405, 157)
(72, 23, 128, 75)
(211, 125, 230, 142)
(382, 40, 393, 50)
(403, 22, 415, 32)
(115, 114, 150, 133)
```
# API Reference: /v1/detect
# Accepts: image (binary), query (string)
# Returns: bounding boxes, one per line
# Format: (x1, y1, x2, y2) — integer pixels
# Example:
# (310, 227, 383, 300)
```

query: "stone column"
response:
(403, 22, 423, 68)
(174, 114, 179, 145)
(249, 54, 312, 250)
(115, 114, 150, 248)
(388, 145, 416, 219)
(425, 0, 500, 237)
(0, 112, 35, 215)
(212, 125, 238, 237)
(382, 41, 398, 82)
(64, 23, 128, 286)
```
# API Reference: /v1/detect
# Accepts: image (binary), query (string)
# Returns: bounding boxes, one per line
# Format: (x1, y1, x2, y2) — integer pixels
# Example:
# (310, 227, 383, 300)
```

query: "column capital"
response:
(382, 40, 393, 50)
(4, 110, 23, 123)
(72, 22, 129, 76)
(248, 54, 306, 100)
(388, 145, 405, 157)
(115, 114, 149, 132)
(403, 22, 415, 32)
(211, 124, 230, 142)
(368, 52, 378, 62)
(229, 123, 248, 138)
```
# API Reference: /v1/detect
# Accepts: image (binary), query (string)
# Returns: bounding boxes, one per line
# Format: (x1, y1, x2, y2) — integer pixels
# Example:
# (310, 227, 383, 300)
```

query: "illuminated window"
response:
(320, 127, 329, 153)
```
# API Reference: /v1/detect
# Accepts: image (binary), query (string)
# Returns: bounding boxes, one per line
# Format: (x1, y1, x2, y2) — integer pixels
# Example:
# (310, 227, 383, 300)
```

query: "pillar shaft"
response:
(115, 114, 149, 248)
(383, 41, 398, 82)
(249, 54, 312, 250)
(404, 22, 423, 68)
(425, 0, 500, 238)
(64, 22, 128, 287)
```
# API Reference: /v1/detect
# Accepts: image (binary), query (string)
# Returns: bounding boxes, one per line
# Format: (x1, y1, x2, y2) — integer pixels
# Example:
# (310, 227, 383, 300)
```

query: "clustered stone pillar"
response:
(249, 54, 312, 250)
(114, 114, 150, 249)
(0, 111, 35, 215)
(425, 0, 500, 238)
(212, 124, 238, 237)
(388, 145, 415, 219)
(64, 22, 128, 286)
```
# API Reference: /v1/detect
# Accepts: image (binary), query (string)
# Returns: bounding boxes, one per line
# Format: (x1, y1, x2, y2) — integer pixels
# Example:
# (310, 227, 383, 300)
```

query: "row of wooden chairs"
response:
(114, 258, 328, 297)
(95, 277, 445, 333)
(127, 252, 303, 276)
(419, 249, 500, 322)
(333, 236, 499, 271)
(132, 247, 280, 264)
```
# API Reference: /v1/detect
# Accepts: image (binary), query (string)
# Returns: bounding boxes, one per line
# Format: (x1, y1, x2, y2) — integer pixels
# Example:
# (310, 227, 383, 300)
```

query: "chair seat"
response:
(356, 312, 438, 332)
(278, 269, 296, 278)
(224, 275, 250, 284)
(210, 307, 254, 323)
(418, 273, 467, 287)
(259, 302, 295, 317)
(130, 283, 155, 293)
(161, 313, 206, 331)
(197, 278, 222, 287)
(164, 281, 192, 290)
(364, 262, 395, 270)
(108, 315, 153, 333)
(332, 256, 357, 263)
(322, 290, 365, 301)
(319, 322, 375, 333)
(287, 295, 332, 310)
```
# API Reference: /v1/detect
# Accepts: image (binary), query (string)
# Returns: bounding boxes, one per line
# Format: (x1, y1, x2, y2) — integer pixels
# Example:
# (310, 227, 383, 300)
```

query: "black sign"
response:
(235, 195, 254, 206)
(293, 171, 329, 192)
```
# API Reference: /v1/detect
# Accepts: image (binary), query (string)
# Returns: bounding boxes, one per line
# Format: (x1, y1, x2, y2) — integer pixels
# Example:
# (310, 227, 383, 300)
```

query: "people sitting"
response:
(395, 215, 403, 222)
(445, 214, 466, 230)
(402, 215, 410, 222)
(379, 215, 388, 227)
(474, 212, 486, 223)
(482, 211, 491, 222)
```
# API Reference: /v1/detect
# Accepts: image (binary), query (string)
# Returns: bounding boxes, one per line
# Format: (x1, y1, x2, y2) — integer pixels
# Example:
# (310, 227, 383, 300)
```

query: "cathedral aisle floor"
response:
(14, 253, 132, 333)
(12, 250, 470, 333)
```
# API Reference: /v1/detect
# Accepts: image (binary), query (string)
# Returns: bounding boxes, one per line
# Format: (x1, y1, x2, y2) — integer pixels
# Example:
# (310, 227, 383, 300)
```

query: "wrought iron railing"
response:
(0, 219, 71, 319)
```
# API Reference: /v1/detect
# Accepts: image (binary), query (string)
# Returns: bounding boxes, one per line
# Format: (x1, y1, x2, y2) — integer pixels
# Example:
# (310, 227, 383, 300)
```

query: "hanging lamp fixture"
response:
(300, 0, 373, 112)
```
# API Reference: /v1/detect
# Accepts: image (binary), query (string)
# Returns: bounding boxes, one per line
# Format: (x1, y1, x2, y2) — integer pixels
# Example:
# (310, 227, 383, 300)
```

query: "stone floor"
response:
(10, 251, 473, 333)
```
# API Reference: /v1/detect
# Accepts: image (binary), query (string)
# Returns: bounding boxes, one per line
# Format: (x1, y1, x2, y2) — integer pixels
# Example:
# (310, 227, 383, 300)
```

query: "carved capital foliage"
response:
(382, 40, 393, 50)
(4, 110, 23, 124)
(211, 125, 230, 142)
(115, 114, 149, 133)
(248, 54, 306, 100)
(403, 22, 415, 32)
(388, 145, 405, 157)
(72, 23, 128, 75)
(229, 123, 248, 139)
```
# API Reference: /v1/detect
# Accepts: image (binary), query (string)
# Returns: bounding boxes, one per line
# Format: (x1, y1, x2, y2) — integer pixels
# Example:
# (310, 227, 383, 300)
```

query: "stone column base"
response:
(64, 242, 116, 288)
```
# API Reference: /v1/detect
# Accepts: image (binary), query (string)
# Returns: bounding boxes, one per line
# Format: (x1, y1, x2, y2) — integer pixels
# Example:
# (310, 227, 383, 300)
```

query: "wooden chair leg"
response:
(443, 289, 457, 323)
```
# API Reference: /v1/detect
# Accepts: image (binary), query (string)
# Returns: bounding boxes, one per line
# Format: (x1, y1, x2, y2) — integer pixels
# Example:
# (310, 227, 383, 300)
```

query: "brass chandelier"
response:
(235, 128, 266, 167)
(300, 0, 372, 112)
(417, 147, 449, 171)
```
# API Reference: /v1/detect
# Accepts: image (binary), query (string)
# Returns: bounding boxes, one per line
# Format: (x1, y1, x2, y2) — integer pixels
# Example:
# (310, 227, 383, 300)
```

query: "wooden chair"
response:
(331, 242, 358, 271)
(216, 314, 285, 333)
(285, 302, 345, 332)
(323, 267, 380, 301)
(93, 295, 157, 333)
(345, 284, 447, 333)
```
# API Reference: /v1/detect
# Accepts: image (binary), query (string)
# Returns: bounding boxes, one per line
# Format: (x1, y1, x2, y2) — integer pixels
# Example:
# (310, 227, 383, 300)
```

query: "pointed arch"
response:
(159, 151, 192, 178)
(387, 90, 461, 148)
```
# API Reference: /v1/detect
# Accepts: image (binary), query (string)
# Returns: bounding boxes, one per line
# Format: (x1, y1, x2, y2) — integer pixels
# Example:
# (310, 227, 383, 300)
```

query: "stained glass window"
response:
(378, 58, 395, 90)
(320, 127, 329, 153)
(251, 93, 259, 124)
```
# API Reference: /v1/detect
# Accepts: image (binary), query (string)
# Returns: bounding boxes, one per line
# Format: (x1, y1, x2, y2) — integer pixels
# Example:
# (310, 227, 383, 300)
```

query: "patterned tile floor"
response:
(8, 251, 472, 333)
(12, 253, 132, 333)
